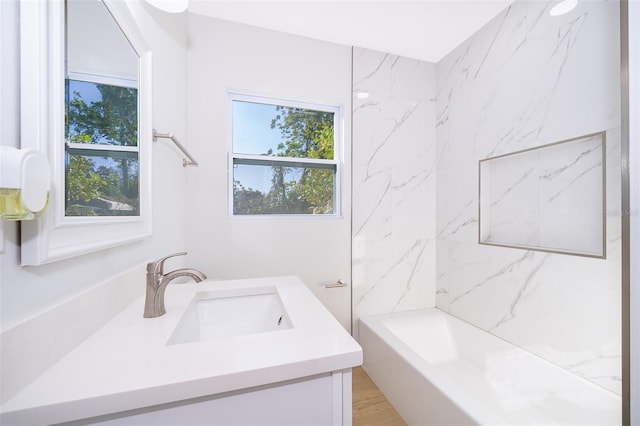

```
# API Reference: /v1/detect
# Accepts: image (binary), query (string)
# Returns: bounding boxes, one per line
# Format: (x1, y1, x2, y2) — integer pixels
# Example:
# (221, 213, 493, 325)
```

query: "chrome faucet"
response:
(143, 252, 207, 318)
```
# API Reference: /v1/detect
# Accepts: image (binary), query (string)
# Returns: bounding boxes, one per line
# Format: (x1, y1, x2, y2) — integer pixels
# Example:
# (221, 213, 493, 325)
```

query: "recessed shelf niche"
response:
(478, 131, 606, 258)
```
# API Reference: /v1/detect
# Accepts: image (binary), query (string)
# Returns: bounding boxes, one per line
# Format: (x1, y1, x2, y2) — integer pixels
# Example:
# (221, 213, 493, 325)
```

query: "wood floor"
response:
(352, 367, 406, 426)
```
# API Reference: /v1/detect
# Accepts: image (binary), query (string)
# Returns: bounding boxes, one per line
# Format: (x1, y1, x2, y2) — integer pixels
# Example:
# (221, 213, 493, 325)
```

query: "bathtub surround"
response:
(351, 48, 437, 334)
(436, 0, 621, 394)
(352, 2, 622, 397)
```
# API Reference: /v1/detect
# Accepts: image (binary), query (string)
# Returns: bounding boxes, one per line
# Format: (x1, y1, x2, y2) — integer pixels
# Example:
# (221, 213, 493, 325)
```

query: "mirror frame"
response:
(20, 0, 152, 266)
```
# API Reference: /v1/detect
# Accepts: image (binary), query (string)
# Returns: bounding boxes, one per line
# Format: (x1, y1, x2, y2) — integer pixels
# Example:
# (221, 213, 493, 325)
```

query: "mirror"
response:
(20, 0, 152, 265)
(65, 0, 140, 217)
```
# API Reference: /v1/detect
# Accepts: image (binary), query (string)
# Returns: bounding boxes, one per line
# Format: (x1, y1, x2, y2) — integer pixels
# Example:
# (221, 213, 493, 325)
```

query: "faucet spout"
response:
(163, 268, 207, 284)
(143, 253, 207, 318)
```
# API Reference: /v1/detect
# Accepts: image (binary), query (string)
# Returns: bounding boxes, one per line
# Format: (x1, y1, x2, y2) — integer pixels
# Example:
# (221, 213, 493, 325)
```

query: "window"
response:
(65, 74, 139, 217)
(230, 94, 341, 216)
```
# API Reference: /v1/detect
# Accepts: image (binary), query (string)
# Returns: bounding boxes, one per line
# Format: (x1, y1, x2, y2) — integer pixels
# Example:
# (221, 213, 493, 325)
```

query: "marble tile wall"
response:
(436, 0, 621, 394)
(352, 48, 437, 336)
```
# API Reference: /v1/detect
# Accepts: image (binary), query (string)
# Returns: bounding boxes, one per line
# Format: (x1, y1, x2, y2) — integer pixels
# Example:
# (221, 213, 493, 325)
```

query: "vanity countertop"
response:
(0, 276, 362, 424)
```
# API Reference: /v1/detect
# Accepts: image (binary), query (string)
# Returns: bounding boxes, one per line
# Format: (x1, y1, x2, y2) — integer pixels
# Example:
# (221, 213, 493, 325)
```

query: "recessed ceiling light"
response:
(549, 0, 578, 16)
(356, 91, 370, 100)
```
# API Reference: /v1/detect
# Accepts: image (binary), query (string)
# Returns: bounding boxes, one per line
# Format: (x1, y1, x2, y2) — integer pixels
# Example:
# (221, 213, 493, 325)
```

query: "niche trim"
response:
(478, 131, 606, 258)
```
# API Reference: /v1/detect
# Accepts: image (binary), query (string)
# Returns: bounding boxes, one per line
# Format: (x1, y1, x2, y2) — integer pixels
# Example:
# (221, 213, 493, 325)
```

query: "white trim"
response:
(230, 91, 341, 115)
(67, 71, 138, 89)
(233, 153, 338, 168)
(331, 369, 353, 426)
(20, 0, 152, 266)
(331, 370, 343, 425)
(227, 92, 343, 218)
(342, 369, 353, 426)
(66, 143, 139, 153)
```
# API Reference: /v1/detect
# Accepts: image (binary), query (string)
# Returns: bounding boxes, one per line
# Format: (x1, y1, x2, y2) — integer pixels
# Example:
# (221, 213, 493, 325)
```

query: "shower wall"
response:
(435, 0, 621, 394)
(352, 48, 437, 335)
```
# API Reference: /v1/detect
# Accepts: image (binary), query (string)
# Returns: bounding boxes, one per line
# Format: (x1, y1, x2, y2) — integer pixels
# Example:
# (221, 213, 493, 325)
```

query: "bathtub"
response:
(359, 308, 620, 425)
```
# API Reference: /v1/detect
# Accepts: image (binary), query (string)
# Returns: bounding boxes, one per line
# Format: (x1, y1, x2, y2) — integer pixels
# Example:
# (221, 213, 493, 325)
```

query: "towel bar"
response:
(153, 129, 198, 167)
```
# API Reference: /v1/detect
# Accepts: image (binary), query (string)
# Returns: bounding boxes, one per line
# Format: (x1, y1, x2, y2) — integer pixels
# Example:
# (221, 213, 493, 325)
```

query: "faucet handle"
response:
(147, 252, 187, 275)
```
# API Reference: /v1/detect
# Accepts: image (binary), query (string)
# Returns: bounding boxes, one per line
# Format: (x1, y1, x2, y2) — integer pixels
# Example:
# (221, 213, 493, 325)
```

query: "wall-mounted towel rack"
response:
(152, 129, 198, 167)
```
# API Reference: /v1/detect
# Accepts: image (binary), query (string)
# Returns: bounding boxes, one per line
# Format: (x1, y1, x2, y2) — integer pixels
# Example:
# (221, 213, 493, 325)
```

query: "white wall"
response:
(436, 0, 621, 394)
(185, 16, 352, 329)
(351, 48, 437, 334)
(0, 0, 188, 363)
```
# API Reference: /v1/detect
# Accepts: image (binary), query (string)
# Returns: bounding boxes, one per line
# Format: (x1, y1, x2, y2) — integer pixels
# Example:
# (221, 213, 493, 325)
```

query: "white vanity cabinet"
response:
(87, 370, 352, 426)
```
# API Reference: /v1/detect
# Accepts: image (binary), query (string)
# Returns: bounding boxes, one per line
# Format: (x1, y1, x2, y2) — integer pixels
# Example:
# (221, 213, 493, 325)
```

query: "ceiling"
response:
(188, 1, 515, 63)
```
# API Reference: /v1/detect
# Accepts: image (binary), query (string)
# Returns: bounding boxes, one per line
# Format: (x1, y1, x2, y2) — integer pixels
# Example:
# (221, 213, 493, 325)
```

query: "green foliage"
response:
(233, 180, 269, 215)
(295, 168, 334, 214)
(68, 132, 92, 144)
(270, 107, 334, 160)
(233, 106, 336, 215)
(67, 84, 138, 146)
(65, 80, 139, 216)
(66, 155, 105, 203)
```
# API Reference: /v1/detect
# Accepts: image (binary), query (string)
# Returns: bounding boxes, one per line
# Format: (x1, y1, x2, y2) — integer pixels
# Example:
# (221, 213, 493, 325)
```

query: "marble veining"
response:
(436, 0, 621, 394)
(489, 253, 550, 331)
(352, 48, 436, 335)
(489, 167, 535, 208)
(437, 199, 476, 240)
(391, 240, 430, 311)
(566, 354, 622, 391)
(393, 168, 434, 209)
(449, 250, 534, 306)
(539, 141, 601, 181)
(472, 4, 513, 80)
(546, 160, 601, 204)
(353, 177, 392, 239)
(354, 52, 390, 87)
(355, 239, 427, 307)
(364, 100, 425, 178)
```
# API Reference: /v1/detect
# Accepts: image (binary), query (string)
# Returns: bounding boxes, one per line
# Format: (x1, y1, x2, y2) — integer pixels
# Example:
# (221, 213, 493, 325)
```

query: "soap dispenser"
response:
(0, 147, 50, 220)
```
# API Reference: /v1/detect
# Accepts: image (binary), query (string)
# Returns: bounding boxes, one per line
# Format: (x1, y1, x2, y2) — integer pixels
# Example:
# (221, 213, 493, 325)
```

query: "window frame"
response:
(19, 0, 152, 265)
(228, 92, 342, 218)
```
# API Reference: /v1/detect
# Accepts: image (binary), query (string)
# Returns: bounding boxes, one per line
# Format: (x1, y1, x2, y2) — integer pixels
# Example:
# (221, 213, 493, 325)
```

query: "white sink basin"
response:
(167, 287, 292, 345)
